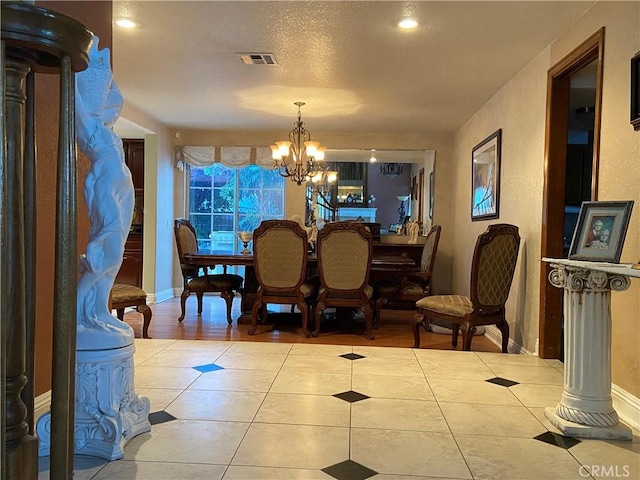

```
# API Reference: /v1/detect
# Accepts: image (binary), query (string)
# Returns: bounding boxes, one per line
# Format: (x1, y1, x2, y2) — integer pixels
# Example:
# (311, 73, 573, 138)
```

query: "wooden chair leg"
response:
(249, 299, 262, 335)
(116, 308, 125, 321)
(374, 298, 387, 330)
(221, 290, 234, 324)
(461, 323, 477, 351)
(196, 292, 204, 314)
(137, 304, 152, 339)
(363, 302, 374, 340)
(451, 322, 460, 348)
(179, 289, 189, 322)
(497, 317, 510, 353)
(299, 301, 310, 338)
(313, 302, 325, 337)
(411, 311, 424, 348)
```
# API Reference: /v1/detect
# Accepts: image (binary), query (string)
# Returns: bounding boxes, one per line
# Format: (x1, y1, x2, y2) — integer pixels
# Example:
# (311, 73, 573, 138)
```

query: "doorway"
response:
(539, 28, 604, 359)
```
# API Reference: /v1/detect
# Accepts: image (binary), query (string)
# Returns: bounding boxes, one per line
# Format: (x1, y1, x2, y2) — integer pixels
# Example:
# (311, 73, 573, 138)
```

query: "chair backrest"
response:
(420, 225, 442, 274)
(317, 222, 372, 291)
(174, 218, 200, 279)
(470, 223, 520, 309)
(253, 220, 308, 290)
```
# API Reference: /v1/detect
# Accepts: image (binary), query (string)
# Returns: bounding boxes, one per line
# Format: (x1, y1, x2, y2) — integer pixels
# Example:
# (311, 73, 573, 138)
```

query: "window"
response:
(189, 163, 285, 254)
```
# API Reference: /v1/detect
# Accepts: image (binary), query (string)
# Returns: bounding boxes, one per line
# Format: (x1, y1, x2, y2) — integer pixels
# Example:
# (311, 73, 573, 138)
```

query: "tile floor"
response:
(39, 339, 640, 480)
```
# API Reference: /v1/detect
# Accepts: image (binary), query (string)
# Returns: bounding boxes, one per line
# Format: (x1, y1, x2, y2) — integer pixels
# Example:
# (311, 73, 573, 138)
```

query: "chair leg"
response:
(363, 302, 374, 340)
(451, 322, 460, 348)
(299, 301, 310, 338)
(461, 323, 477, 351)
(179, 290, 189, 322)
(116, 308, 125, 321)
(313, 302, 325, 337)
(137, 304, 152, 339)
(497, 317, 510, 353)
(411, 311, 424, 348)
(221, 290, 234, 324)
(374, 298, 387, 329)
(249, 299, 262, 335)
(196, 292, 204, 315)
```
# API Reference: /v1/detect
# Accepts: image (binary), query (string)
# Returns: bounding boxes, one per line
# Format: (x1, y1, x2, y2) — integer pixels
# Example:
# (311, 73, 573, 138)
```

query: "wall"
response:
(449, 2, 639, 396)
(548, 1, 639, 397)
(117, 103, 175, 302)
(33, 1, 112, 396)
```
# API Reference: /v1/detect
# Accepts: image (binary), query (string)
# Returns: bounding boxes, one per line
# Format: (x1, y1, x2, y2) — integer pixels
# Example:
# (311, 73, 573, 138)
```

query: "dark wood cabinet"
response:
(116, 139, 144, 287)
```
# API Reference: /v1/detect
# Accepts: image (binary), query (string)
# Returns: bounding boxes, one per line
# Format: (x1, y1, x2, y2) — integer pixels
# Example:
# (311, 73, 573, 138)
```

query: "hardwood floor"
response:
(121, 296, 500, 352)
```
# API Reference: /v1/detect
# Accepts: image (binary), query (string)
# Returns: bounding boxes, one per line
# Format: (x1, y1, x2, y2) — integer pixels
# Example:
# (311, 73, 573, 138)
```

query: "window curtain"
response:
(178, 146, 273, 169)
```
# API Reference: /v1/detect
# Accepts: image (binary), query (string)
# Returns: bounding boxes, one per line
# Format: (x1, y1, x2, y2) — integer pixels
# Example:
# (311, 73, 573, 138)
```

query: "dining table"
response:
(182, 250, 418, 323)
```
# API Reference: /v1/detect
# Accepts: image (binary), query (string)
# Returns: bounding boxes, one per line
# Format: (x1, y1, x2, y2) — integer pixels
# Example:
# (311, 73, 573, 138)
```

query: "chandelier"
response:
(271, 102, 326, 185)
(380, 162, 404, 178)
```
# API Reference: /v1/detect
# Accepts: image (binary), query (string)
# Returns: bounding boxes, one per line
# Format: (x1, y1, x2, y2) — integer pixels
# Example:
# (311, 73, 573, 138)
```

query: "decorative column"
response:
(543, 258, 634, 440)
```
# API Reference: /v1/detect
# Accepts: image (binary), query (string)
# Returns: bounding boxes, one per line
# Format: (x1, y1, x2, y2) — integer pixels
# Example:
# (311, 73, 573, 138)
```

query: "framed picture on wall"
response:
(568, 200, 634, 263)
(631, 51, 640, 131)
(471, 129, 502, 221)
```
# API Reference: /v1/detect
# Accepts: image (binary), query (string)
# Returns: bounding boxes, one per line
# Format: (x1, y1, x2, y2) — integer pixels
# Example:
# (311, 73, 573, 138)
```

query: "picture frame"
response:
(631, 51, 640, 131)
(471, 129, 501, 221)
(568, 200, 634, 263)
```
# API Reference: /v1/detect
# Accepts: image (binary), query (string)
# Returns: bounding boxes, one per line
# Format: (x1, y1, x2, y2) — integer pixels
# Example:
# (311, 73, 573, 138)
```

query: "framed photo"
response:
(631, 51, 640, 131)
(568, 201, 634, 263)
(471, 129, 501, 221)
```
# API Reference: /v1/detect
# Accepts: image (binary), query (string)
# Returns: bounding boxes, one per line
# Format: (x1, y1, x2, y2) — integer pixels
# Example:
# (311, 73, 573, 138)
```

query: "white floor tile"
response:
(188, 368, 278, 392)
(352, 398, 449, 432)
(166, 389, 266, 422)
(255, 393, 350, 427)
(352, 374, 435, 401)
(270, 370, 352, 395)
(92, 460, 227, 479)
(223, 465, 334, 479)
(428, 377, 521, 405)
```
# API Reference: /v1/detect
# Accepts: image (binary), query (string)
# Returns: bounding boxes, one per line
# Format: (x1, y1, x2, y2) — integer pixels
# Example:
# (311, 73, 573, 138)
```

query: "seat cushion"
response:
(415, 295, 472, 316)
(374, 280, 401, 296)
(111, 283, 147, 303)
(188, 273, 243, 290)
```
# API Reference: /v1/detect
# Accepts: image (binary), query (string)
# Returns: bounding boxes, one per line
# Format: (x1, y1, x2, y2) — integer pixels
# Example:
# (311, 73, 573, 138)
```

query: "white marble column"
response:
(543, 259, 632, 440)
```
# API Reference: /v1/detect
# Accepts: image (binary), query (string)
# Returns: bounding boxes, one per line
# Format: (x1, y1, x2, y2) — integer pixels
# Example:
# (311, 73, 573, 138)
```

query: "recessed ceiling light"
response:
(398, 18, 418, 29)
(115, 18, 139, 29)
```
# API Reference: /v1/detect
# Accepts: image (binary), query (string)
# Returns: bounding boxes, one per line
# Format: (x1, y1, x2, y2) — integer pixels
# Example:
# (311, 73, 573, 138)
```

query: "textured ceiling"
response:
(112, 1, 595, 137)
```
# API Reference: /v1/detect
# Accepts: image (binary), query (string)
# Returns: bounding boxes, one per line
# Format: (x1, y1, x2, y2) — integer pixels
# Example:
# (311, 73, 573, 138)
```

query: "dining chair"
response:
(249, 219, 317, 337)
(374, 225, 441, 326)
(412, 223, 520, 352)
(174, 218, 243, 323)
(313, 222, 375, 339)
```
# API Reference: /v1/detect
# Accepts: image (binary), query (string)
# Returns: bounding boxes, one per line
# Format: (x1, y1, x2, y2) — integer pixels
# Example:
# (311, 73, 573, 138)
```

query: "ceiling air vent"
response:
(239, 53, 278, 65)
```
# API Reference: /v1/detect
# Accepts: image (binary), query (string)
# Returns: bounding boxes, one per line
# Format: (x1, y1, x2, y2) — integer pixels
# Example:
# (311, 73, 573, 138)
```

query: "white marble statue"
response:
(407, 221, 420, 244)
(75, 36, 135, 350)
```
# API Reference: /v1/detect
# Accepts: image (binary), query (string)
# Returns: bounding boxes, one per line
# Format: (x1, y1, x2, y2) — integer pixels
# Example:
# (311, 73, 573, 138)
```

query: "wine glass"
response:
(237, 231, 252, 254)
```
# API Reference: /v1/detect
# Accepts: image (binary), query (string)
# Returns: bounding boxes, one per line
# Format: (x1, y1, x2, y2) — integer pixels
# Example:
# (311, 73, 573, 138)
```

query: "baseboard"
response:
(484, 326, 640, 431)
(148, 288, 174, 304)
(34, 390, 52, 423)
(483, 325, 534, 355)
(612, 383, 640, 431)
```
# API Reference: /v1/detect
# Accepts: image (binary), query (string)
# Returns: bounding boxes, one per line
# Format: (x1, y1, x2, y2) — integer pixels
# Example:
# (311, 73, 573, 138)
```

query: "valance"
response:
(178, 146, 273, 169)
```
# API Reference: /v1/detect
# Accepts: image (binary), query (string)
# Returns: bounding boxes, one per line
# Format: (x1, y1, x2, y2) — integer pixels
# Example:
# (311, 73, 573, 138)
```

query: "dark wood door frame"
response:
(539, 28, 605, 358)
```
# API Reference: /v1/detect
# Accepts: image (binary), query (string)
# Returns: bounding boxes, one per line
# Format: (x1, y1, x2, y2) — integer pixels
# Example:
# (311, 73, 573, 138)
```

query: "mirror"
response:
(315, 149, 435, 233)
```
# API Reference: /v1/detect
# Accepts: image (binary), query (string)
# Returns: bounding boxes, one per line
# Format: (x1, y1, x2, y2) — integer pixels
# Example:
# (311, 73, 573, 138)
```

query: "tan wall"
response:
(33, 1, 112, 396)
(548, 1, 640, 397)
(449, 2, 640, 395)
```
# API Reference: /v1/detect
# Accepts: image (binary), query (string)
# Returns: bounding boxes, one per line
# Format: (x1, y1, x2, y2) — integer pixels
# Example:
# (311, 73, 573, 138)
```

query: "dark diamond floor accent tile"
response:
(486, 377, 519, 387)
(322, 459, 378, 480)
(333, 390, 370, 403)
(148, 410, 177, 425)
(340, 353, 366, 360)
(534, 431, 581, 449)
(193, 363, 223, 373)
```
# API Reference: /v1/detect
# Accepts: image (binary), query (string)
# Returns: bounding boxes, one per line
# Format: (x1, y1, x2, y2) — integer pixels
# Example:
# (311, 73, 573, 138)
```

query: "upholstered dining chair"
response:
(313, 222, 375, 340)
(174, 218, 243, 323)
(249, 219, 317, 337)
(412, 223, 520, 352)
(374, 225, 441, 326)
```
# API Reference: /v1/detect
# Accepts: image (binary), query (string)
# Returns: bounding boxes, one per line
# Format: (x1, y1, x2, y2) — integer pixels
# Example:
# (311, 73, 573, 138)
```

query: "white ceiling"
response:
(112, 1, 595, 138)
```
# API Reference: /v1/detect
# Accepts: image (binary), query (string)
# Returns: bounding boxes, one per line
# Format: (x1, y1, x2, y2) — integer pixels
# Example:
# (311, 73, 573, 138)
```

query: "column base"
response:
(36, 343, 151, 460)
(545, 407, 632, 441)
